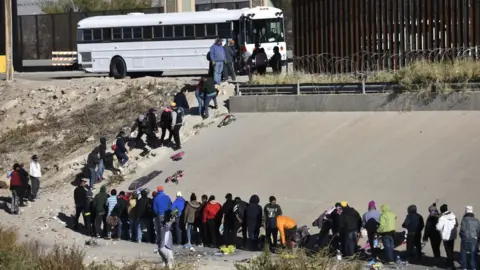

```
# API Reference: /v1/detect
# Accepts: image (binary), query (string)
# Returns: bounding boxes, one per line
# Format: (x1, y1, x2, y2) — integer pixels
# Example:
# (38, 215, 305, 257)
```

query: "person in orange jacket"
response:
(277, 215, 297, 249)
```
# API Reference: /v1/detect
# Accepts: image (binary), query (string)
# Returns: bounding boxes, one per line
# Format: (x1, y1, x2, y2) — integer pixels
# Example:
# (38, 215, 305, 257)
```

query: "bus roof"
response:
(77, 7, 283, 29)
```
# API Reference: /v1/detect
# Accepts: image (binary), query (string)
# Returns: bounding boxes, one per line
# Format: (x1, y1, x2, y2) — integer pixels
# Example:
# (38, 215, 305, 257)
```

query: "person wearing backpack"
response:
(436, 204, 458, 269)
(170, 102, 184, 151)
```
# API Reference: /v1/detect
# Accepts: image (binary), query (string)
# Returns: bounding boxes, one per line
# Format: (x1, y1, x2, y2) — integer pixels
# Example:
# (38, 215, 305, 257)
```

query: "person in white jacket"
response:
(436, 204, 458, 269)
(29, 155, 42, 201)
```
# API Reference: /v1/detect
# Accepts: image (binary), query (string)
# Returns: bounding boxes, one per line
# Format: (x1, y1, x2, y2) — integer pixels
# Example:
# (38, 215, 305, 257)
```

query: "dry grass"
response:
(235, 248, 363, 270)
(0, 225, 193, 270)
(252, 60, 480, 92)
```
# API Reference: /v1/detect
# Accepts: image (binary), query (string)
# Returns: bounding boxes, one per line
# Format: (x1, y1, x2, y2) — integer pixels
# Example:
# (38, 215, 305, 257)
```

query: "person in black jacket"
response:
(234, 197, 248, 249)
(159, 107, 173, 146)
(110, 191, 129, 240)
(145, 109, 158, 145)
(114, 131, 129, 168)
(246, 194, 262, 251)
(222, 193, 236, 247)
(136, 189, 153, 243)
(423, 203, 442, 263)
(97, 137, 107, 181)
(197, 194, 208, 246)
(18, 164, 30, 206)
(338, 202, 362, 257)
(73, 178, 89, 232)
(402, 205, 425, 262)
(264, 196, 283, 250)
(174, 90, 190, 115)
(269, 46, 282, 74)
(86, 147, 99, 189)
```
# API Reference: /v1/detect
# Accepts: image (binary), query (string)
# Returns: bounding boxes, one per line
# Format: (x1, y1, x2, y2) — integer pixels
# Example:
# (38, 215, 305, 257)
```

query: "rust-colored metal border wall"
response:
(293, 0, 480, 73)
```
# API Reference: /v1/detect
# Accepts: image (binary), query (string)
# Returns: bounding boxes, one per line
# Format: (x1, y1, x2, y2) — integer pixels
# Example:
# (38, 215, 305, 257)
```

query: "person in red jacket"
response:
(203, 195, 221, 248)
(9, 163, 23, 215)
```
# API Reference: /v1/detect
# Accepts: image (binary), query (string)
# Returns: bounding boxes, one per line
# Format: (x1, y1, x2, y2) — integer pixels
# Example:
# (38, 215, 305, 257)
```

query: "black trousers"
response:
(74, 205, 91, 235)
(95, 212, 107, 236)
(172, 125, 181, 148)
(444, 239, 455, 267)
(367, 231, 377, 258)
(159, 126, 172, 143)
(429, 236, 442, 258)
(266, 227, 279, 248)
(30, 177, 40, 199)
(223, 223, 235, 246)
(234, 221, 247, 249)
(406, 233, 422, 260)
(284, 226, 297, 248)
(207, 219, 217, 247)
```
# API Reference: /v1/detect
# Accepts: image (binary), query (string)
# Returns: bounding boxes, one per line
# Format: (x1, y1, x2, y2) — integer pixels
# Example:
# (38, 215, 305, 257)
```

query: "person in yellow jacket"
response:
(377, 204, 397, 264)
(277, 215, 297, 248)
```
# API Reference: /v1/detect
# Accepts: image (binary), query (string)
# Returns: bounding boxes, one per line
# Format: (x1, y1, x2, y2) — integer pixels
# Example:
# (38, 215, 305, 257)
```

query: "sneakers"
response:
(183, 244, 192, 249)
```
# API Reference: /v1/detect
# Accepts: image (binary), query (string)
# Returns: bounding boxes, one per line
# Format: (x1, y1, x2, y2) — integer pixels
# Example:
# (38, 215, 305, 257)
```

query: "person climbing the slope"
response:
(277, 215, 297, 249)
(114, 131, 129, 169)
(86, 147, 99, 189)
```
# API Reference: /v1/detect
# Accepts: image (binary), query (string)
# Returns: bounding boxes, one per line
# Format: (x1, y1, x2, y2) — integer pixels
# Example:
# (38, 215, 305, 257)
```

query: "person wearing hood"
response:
(264, 196, 283, 250)
(110, 191, 129, 240)
(171, 191, 185, 245)
(377, 204, 397, 264)
(159, 106, 173, 146)
(85, 185, 95, 236)
(183, 193, 200, 248)
(233, 196, 248, 249)
(97, 138, 107, 181)
(222, 193, 236, 248)
(174, 90, 190, 115)
(29, 155, 41, 201)
(136, 189, 154, 243)
(86, 147, 99, 189)
(402, 205, 425, 262)
(246, 194, 262, 251)
(338, 201, 362, 257)
(197, 194, 209, 247)
(460, 205, 480, 270)
(114, 131, 129, 168)
(436, 204, 458, 269)
(209, 37, 226, 84)
(422, 203, 442, 262)
(362, 201, 380, 258)
(153, 186, 172, 245)
(203, 195, 221, 247)
(93, 185, 109, 238)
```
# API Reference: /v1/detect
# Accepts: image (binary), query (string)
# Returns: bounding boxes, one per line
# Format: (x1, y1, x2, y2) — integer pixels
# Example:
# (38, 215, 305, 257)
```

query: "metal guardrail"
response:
(236, 82, 480, 96)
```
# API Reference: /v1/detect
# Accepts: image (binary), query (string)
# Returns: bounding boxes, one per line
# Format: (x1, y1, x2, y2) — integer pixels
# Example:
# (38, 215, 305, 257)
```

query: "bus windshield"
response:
(246, 18, 285, 44)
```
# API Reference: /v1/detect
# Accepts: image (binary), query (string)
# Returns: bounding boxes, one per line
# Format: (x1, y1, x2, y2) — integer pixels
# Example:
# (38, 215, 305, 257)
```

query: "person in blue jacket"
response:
(171, 191, 186, 245)
(153, 186, 172, 245)
(209, 37, 226, 84)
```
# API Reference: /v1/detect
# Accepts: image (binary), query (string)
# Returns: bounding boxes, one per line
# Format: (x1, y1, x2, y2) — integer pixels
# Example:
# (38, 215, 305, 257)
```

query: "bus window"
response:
(93, 29, 102, 40)
(133, 27, 142, 39)
(103, 28, 112, 41)
(153, 26, 163, 39)
(247, 18, 285, 44)
(123, 28, 133, 39)
(174, 25, 184, 38)
(185, 25, 194, 38)
(143, 26, 153, 39)
(195, 24, 205, 38)
(217, 23, 230, 38)
(206, 24, 216, 37)
(83, 29, 93, 41)
(113, 28, 122, 40)
(164, 25, 173, 38)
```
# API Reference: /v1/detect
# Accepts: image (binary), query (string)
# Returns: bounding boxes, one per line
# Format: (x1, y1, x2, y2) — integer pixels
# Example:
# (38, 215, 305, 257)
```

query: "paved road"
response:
(126, 111, 480, 269)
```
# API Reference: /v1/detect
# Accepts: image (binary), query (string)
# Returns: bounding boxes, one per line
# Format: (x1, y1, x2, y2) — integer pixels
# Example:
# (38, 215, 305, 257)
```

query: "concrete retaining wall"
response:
(229, 92, 480, 112)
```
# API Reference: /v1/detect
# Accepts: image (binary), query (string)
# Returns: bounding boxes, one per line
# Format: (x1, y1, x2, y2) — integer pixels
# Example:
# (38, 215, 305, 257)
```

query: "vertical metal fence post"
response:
(296, 82, 300, 95)
(236, 83, 241, 96)
(361, 77, 366, 94)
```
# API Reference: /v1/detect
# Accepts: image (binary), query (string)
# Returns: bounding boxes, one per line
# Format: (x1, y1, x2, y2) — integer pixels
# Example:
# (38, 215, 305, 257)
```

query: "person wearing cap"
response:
(264, 196, 283, 250)
(29, 155, 41, 201)
(338, 201, 362, 257)
(171, 191, 185, 245)
(460, 205, 480, 270)
(73, 178, 89, 232)
(422, 203, 442, 262)
(209, 37, 226, 84)
(362, 201, 380, 258)
(436, 204, 458, 269)
(377, 204, 397, 264)
(401, 205, 424, 262)
(170, 102, 184, 150)
(153, 186, 172, 245)
(223, 39, 237, 81)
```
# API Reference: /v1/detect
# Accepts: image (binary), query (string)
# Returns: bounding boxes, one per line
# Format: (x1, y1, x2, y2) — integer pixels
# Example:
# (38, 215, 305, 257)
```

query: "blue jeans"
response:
(130, 218, 141, 242)
(96, 159, 104, 179)
(115, 151, 128, 166)
(203, 93, 217, 118)
(461, 239, 477, 269)
(116, 218, 123, 239)
(186, 223, 193, 245)
(214, 61, 224, 84)
(195, 91, 204, 116)
(88, 167, 95, 188)
(381, 235, 395, 263)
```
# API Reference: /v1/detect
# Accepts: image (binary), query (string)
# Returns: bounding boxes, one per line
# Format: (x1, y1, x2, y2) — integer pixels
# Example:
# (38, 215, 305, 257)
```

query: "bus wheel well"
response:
(109, 56, 127, 79)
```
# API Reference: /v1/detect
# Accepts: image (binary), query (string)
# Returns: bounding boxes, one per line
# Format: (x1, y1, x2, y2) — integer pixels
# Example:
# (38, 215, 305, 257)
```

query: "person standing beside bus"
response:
(209, 38, 225, 84)
(223, 40, 237, 81)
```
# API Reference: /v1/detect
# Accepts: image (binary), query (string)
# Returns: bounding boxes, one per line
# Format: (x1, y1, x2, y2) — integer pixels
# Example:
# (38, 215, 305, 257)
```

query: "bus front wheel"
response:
(109, 57, 127, 79)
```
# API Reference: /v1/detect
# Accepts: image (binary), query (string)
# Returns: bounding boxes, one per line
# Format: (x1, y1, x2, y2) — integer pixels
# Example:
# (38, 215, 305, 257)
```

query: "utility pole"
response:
(5, 0, 13, 81)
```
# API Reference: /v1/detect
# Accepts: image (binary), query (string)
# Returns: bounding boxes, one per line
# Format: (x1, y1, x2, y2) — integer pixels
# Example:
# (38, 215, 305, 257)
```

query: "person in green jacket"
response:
(93, 185, 109, 238)
(377, 204, 397, 263)
(201, 76, 218, 119)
